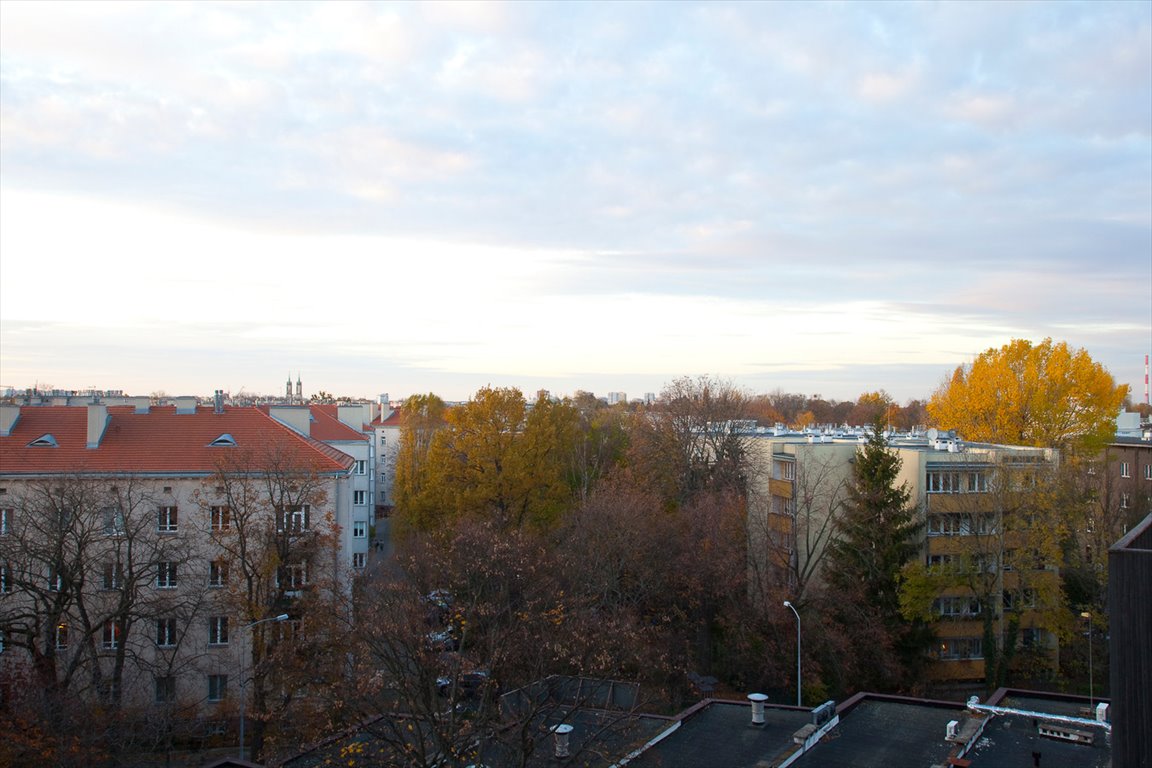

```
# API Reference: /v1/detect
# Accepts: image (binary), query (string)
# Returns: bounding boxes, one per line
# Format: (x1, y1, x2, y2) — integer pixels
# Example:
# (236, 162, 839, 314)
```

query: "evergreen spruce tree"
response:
(824, 416, 926, 688)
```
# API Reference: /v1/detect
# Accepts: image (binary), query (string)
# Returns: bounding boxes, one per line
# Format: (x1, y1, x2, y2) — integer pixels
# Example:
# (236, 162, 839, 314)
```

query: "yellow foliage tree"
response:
(397, 387, 578, 532)
(928, 338, 1127, 451)
(393, 394, 449, 534)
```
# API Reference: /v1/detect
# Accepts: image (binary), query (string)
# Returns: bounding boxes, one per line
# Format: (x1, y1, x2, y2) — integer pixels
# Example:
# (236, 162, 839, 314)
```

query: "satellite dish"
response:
(926, 428, 939, 442)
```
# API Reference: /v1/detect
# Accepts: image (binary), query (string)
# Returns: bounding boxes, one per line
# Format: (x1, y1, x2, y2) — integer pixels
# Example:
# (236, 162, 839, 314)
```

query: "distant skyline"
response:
(1, 1, 1149, 404)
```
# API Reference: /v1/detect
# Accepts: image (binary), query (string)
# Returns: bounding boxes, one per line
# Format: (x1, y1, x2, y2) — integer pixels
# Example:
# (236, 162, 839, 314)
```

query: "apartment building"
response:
(749, 430, 1059, 681)
(0, 400, 354, 722)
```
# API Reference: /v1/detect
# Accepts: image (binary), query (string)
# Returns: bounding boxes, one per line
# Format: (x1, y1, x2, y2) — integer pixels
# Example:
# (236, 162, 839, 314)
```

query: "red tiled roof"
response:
(0, 406, 353, 476)
(373, 409, 403, 427)
(306, 406, 368, 441)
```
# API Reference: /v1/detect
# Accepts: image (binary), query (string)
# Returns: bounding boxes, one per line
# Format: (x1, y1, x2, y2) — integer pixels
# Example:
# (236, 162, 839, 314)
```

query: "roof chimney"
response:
(214, 390, 225, 414)
(173, 396, 197, 415)
(0, 405, 19, 437)
(551, 723, 574, 759)
(86, 404, 108, 448)
(748, 693, 769, 725)
(128, 396, 150, 414)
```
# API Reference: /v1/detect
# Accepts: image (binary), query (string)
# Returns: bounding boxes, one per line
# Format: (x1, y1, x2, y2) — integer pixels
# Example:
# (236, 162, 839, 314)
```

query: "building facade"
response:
(0, 401, 354, 734)
(749, 430, 1059, 681)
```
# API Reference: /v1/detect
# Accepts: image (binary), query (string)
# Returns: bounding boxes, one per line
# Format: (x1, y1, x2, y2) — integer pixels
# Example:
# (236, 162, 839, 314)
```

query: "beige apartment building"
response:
(748, 429, 1059, 681)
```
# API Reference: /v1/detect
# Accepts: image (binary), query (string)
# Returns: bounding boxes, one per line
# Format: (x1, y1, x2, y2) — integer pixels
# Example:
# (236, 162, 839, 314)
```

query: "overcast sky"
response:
(1, 1, 1149, 404)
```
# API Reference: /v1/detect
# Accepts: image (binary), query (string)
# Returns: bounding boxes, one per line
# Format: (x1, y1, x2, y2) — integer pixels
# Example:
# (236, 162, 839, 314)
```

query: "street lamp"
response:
(1080, 611, 1093, 709)
(784, 600, 801, 707)
(239, 613, 290, 760)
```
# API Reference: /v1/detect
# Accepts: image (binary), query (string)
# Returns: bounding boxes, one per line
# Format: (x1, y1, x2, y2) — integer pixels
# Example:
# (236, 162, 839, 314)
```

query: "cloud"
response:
(1, 1, 1148, 402)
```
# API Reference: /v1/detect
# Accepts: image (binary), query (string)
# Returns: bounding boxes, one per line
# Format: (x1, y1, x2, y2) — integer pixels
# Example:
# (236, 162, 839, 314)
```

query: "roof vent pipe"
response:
(551, 724, 574, 759)
(214, 390, 224, 414)
(748, 693, 769, 725)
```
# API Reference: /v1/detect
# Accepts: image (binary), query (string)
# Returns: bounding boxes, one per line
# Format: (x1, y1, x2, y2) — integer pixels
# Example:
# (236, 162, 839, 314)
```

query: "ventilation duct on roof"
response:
(748, 693, 769, 725)
(551, 723, 573, 759)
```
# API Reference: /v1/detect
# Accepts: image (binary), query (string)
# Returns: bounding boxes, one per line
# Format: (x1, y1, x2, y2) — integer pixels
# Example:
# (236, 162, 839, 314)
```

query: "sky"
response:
(1, 1, 1149, 405)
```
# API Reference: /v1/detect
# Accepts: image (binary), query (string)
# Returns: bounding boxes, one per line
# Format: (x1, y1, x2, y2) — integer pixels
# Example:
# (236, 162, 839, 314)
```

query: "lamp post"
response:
(239, 613, 290, 760)
(784, 600, 801, 707)
(1080, 611, 1093, 709)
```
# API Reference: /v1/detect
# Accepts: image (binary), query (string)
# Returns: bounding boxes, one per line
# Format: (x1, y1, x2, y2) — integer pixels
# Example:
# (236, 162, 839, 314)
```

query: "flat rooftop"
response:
(627, 700, 813, 768)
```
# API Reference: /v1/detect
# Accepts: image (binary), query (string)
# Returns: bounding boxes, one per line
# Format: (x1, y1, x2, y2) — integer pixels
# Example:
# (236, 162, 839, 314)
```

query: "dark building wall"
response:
(1108, 513, 1152, 768)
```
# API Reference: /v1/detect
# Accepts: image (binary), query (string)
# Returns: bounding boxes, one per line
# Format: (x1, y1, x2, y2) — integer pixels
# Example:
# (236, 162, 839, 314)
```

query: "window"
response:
(1120, 462, 1131, 478)
(102, 620, 121, 650)
(210, 505, 231, 531)
(353, 490, 366, 506)
(1021, 628, 1047, 649)
(774, 460, 795, 481)
(355, 460, 367, 475)
(55, 623, 69, 650)
(933, 596, 981, 617)
(0, 563, 9, 594)
(934, 637, 983, 660)
(352, 520, 367, 538)
(102, 506, 125, 536)
(927, 513, 988, 536)
(1120, 493, 1131, 509)
(48, 566, 63, 591)
(0, 508, 11, 536)
(277, 563, 307, 592)
(927, 553, 955, 571)
(207, 674, 227, 702)
(208, 559, 228, 588)
(927, 471, 961, 493)
(968, 471, 989, 493)
(276, 505, 311, 534)
(102, 560, 123, 590)
(155, 675, 176, 704)
(156, 618, 178, 647)
(208, 616, 229, 646)
(1144, 464, 1152, 481)
(156, 561, 178, 589)
(157, 506, 178, 533)
(1003, 588, 1037, 611)
(353, 552, 366, 569)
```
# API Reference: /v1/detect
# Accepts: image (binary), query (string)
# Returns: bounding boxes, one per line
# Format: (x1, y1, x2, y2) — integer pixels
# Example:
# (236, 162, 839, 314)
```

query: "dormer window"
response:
(208, 434, 236, 447)
(28, 434, 58, 447)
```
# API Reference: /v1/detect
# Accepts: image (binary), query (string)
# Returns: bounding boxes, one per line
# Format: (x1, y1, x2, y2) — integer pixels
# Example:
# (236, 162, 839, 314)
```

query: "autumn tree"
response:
(627, 376, 753, 505)
(392, 394, 449, 534)
(928, 338, 1128, 452)
(336, 518, 671, 768)
(396, 388, 578, 532)
(848, 390, 895, 427)
(821, 418, 925, 690)
(0, 475, 203, 766)
(195, 444, 346, 761)
(565, 391, 630, 501)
